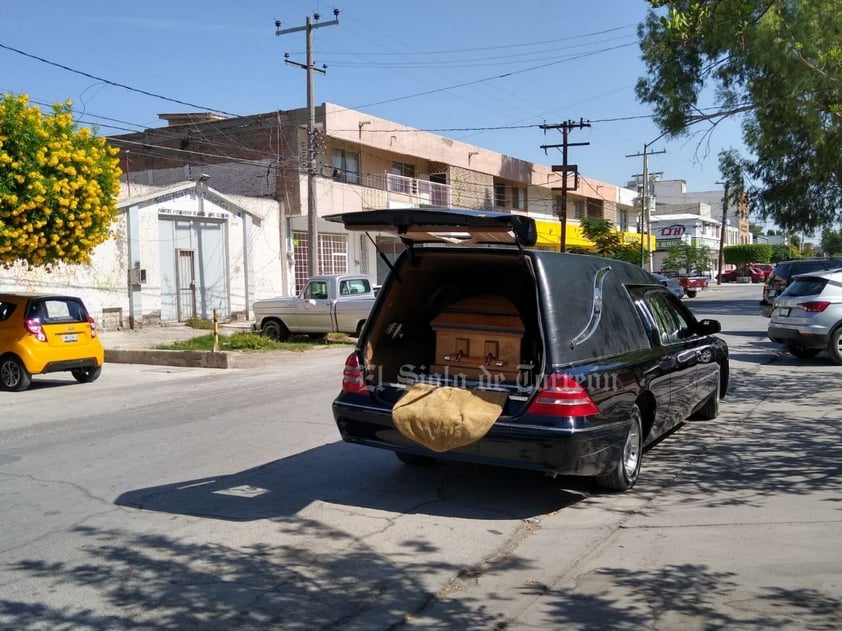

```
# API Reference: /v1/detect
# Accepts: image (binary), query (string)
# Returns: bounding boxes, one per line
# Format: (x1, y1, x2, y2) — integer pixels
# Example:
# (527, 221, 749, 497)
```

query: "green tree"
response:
(724, 243, 773, 275)
(770, 242, 799, 262)
(637, 1, 842, 232)
(821, 228, 842, 256)
(0, 94, 121, 267)
(578, 216, 621, 256)
(662, 243, 712, 275)
(577, 216, 648, 266)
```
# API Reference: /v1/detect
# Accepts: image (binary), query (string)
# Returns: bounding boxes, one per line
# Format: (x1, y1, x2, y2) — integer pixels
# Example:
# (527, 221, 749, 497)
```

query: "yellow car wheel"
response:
(1, 355, 32, 392)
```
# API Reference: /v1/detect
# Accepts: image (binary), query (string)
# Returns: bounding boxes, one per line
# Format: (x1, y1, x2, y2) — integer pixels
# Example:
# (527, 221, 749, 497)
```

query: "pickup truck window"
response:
(304, 281, 329, 300)
(339, 279, 371, 295)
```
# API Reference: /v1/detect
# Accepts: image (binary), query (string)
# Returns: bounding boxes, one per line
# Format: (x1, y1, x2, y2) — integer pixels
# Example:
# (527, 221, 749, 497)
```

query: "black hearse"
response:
(329, 209, 728, 491)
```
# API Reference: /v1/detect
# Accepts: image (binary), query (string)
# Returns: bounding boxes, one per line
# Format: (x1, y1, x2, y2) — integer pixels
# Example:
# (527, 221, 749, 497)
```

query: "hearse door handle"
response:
(677, 349, 698, 365)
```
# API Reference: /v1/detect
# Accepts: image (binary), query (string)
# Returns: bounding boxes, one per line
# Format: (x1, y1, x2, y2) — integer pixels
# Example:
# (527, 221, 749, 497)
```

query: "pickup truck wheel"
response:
(596, 404, 643, 492)
(686, 290, 697, 298)
(261, 319, 289, 342)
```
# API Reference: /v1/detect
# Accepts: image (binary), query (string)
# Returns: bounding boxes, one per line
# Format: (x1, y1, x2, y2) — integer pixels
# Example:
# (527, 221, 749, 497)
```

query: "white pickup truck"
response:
(252, 274, 376, 341)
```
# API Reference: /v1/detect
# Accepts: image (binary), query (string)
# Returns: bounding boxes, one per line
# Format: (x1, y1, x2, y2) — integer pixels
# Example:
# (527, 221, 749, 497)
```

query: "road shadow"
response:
(7, 450, 588, 629)
(115, 444, 586, 522)
(1, 519, 519, 630)
(530, 563, 841, 629)
(648, 367, 842, 509)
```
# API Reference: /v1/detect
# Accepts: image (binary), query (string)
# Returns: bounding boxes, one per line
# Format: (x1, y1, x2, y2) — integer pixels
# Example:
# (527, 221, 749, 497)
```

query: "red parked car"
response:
(752, 263, 774, 280)
(718, 267, 765, 283)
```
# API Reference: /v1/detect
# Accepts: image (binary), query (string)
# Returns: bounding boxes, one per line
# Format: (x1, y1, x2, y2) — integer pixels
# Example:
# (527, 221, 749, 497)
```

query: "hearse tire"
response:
(692, 375, 720, 420)
(596, 404, 643, 492)
(395, 452, 436, 466)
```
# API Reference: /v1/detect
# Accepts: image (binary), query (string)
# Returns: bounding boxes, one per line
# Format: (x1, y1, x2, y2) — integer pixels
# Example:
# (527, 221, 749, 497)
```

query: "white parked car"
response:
(767, 268, 842, 362)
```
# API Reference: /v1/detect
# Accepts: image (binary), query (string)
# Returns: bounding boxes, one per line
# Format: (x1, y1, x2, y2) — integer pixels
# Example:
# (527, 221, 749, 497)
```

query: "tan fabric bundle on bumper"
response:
(392, 383, 507, 452)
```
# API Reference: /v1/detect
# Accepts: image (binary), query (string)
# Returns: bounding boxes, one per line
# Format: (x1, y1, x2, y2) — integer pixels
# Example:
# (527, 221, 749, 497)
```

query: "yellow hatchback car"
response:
(0, 293, 104, 391)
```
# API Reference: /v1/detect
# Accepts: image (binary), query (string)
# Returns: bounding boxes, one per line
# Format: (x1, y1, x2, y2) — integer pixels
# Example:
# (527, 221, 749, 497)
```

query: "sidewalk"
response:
(99, 322, 251, 350)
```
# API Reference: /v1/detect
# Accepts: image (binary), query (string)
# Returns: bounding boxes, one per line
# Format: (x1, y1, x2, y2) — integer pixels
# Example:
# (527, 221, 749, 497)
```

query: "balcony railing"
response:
(328, 169, 451, 207)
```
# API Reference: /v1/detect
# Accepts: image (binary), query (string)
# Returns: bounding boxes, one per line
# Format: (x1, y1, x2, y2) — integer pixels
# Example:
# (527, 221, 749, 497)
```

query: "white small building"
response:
(649, 212, 739, 275)
(0, 181, 282, 329)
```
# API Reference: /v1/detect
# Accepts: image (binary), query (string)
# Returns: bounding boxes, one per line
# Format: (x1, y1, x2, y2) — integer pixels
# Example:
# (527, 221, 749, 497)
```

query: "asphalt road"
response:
(1, 283, 840, 630)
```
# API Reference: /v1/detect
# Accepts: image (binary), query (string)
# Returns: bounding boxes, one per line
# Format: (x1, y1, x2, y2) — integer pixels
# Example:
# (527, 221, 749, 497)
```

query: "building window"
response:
(331, 149, 360, 184)
(618, 209, 629, 232)
(391, 161, 415, 178)
(388, 161, 416, 194)
(292, 231, 348, 293)
(494, 183, 506, 208)
(573, 199, 586, 219)
(512, 187, 525, 210)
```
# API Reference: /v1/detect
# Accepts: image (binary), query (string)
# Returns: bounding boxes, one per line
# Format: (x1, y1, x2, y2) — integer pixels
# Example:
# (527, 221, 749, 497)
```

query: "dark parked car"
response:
(760, 258, 842, 317)
(328, 209, 729, 492)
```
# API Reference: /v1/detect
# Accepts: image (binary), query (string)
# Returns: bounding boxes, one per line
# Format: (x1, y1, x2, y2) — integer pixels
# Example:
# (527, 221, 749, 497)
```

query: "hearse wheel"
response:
(596, 403, 643, 492)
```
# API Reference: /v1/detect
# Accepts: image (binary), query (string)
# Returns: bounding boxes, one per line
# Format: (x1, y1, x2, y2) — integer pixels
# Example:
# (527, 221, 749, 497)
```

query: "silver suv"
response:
(767, 268, 842, 362)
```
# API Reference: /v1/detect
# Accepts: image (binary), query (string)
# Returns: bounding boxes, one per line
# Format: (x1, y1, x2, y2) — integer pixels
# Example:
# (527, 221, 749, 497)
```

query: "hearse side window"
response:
(644, 291, 692, 345)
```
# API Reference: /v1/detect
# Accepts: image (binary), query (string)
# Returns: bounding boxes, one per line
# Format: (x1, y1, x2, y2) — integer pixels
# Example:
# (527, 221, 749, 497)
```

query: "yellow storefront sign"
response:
(533, 218, 653, 252)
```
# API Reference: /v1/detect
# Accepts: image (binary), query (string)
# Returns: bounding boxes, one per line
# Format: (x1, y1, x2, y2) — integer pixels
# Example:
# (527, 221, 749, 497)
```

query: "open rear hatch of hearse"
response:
(327, 208, 545, 418)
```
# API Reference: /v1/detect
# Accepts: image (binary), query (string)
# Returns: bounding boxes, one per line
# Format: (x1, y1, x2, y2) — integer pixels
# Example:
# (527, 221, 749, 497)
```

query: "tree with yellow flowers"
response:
(0, 94, 121, 268)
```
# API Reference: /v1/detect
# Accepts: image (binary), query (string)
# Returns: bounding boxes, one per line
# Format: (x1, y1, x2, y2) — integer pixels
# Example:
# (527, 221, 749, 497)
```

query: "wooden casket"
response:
(429, 295, 524, 383)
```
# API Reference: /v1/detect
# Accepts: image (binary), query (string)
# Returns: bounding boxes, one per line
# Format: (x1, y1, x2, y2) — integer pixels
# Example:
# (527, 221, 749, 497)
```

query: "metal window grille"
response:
(292, 231, 348, 293)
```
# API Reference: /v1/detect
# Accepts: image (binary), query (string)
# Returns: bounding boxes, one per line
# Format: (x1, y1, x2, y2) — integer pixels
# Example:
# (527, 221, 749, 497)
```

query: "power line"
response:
(0, 41, 242, 117)
(314, 23, 637, 56)
(348, 42, 637, 110)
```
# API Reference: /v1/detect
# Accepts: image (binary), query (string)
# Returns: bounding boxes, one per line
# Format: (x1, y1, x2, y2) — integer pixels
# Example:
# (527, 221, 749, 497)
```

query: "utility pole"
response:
(276, 9, 339, 277)
(626, 143, 666, 271)
(717, 180, 729, 285)
(540, 119, 590, 253)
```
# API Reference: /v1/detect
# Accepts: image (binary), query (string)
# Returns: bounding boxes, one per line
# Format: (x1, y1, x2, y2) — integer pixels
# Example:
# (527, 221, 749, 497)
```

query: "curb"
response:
(104, 347, 334, 370)
(105, 349, 234, 369)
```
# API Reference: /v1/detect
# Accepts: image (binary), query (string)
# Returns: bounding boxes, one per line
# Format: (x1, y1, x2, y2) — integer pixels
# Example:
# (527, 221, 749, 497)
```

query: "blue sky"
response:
(0, 0, 746, 194)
